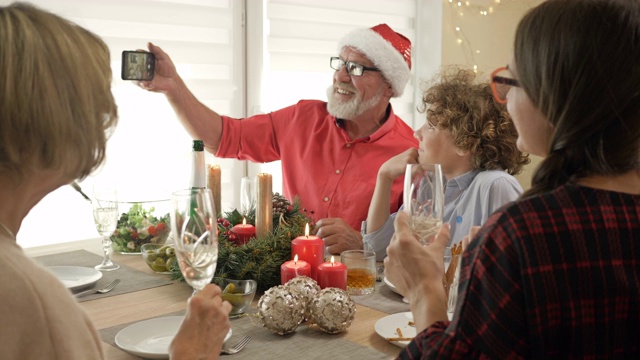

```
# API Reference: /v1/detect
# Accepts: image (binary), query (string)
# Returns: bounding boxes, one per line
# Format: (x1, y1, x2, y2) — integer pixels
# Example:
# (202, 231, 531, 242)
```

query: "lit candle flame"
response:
(294, 254, 299, 264)
(330, 256, 335, 265)
(305, 223, 310, 237)
(242, 217, 247, 225)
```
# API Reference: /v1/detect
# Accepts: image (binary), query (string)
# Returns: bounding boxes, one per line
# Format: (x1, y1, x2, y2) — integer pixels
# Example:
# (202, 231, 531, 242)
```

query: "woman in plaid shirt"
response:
(385, 0, 640, 358)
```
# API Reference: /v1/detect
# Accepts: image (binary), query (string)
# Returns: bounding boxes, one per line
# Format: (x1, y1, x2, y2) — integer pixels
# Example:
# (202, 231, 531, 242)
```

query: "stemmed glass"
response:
(92, 185, 120, 271)
(239, 176, 255, 217)
(171, 188, 219, 294)
(403, 163, 445, 245)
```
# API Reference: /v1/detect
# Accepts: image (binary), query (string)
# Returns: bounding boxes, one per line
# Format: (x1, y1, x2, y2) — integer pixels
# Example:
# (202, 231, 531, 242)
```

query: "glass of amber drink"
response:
(341, 250, 376, 295)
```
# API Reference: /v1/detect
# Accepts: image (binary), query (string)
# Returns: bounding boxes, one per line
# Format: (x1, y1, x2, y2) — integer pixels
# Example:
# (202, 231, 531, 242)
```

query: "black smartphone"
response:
(121, 50, 155, 81)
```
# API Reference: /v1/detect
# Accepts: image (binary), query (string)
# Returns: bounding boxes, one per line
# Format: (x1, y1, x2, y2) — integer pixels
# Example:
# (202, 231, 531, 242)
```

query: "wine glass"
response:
(239, 176, 255, 217)
(92, 185, 120, 271)
(403, 163, 445, 245)
(171, 188, 219, 294)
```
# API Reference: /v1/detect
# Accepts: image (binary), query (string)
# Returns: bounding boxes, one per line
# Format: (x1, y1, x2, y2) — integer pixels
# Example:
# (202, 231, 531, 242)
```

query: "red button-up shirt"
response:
(216, 100, 418, 230)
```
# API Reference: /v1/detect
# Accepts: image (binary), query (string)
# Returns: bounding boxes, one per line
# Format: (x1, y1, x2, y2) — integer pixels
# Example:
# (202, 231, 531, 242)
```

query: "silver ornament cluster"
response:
(284, 276, 320, 322)
(310, 287, 356, 334)
(257, 285, 305, 335)
(257, 278, 356, 335)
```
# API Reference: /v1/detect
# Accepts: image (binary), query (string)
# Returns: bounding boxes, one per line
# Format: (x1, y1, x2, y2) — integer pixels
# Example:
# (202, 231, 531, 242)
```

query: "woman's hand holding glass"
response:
(384, 212, 451, 330)
(171, 189, 219, 294)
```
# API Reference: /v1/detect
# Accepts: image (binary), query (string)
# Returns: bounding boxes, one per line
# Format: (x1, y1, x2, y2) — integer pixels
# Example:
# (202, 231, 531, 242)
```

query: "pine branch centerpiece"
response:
(170, 194, 315, 292)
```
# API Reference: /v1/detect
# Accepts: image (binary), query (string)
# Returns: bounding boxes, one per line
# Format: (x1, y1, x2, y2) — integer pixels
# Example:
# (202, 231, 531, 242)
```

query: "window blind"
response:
(10, 0, 246, 247)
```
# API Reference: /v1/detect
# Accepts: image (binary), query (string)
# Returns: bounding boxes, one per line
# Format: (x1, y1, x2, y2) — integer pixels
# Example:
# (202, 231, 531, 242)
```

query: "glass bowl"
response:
(216, 278, 258, 317)
(141, 243, 176, 274)
(110, 200, 171, 254)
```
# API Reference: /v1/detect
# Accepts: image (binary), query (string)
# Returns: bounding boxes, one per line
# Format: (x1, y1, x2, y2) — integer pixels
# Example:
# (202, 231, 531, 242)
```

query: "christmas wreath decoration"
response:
(170, 194, 315, 292)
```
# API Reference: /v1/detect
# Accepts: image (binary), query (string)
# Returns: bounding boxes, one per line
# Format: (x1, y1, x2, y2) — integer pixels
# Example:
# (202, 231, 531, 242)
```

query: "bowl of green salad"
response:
(110, 200, 171, 254)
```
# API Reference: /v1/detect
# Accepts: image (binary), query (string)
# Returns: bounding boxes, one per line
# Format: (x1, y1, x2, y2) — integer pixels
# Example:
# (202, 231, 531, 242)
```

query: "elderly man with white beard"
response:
(138, 24, 417, 255)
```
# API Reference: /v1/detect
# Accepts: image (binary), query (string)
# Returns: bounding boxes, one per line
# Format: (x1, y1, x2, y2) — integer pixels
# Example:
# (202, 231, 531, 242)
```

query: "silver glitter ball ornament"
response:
(257, 285, 305, 335)
(310, 288, 356, 334)
(285, 276, 320, 322)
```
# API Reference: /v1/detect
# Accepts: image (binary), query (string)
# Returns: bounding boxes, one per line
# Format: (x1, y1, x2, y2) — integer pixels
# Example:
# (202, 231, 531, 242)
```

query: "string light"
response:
(447, 0, 516, 71)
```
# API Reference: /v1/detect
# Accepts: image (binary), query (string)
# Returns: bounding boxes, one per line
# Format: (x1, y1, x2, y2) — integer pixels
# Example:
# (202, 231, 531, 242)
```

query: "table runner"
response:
(101, 308, 398, 360)
(34, 250, 173, 302)
(352, 280, 410, 315)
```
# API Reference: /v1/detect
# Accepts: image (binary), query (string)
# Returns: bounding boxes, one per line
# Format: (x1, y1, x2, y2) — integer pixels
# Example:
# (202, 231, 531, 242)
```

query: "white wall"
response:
(440, 0, 545, 189)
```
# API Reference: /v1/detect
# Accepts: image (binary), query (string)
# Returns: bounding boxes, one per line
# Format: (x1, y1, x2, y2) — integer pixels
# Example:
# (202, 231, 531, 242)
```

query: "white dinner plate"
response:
(384, 276, 402, 295)
(374, 311, 416, 348)
(115, 316, 232, 359)
(47, 266, 103, 291)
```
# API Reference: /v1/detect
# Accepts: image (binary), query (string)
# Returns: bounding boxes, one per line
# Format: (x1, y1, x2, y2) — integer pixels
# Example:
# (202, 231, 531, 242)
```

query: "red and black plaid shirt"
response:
(400, 184, 640, 359)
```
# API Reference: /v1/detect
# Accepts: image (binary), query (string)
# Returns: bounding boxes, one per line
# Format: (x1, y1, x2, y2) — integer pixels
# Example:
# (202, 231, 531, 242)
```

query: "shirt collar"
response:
(446, 170, 480, 190)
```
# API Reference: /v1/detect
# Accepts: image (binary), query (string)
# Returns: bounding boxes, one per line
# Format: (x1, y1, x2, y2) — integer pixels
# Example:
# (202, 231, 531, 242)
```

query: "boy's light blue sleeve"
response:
(362, 209, 400, 261)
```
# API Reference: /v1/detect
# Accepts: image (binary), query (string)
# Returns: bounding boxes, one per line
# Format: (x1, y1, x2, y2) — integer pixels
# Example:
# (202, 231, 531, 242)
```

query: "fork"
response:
(75, 278, 120, 298)
(220, 335, 252, 355)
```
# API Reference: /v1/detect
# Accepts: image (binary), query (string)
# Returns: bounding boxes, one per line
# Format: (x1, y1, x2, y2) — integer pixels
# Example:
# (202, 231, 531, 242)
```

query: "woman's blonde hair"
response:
(0, 2, 118, 183)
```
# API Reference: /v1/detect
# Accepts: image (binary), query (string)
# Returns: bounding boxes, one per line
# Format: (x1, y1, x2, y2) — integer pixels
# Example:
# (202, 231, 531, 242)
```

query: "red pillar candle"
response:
(280, 254, 311, 285)
(317, 256, 347, 290)
(230, 218, 256, 245)
(291, 223, 325, 281)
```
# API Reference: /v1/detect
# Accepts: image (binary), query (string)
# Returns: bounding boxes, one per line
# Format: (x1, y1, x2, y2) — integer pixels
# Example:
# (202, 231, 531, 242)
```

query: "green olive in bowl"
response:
(217, 278, 258, 317)
(141, 243, 176, 274)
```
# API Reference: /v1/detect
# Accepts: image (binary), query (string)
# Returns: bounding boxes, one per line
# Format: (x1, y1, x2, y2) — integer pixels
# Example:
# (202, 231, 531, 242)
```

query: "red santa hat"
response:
(337, 24, 412, 97)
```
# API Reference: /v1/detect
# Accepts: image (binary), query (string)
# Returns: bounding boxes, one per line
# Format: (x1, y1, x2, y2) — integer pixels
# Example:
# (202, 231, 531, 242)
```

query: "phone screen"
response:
(121, 51, 155, 81)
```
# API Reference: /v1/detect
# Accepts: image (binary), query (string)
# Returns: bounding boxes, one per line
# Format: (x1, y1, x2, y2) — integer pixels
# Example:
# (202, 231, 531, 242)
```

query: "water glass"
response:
(341, 250, 376, 295)
(239, 176, 255, 217)
(92, 184, 119, 271)
(446, 255, 462, 318)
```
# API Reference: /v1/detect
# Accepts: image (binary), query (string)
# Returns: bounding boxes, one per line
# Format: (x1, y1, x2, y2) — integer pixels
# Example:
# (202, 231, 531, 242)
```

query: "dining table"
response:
(25, 238, 412, 359)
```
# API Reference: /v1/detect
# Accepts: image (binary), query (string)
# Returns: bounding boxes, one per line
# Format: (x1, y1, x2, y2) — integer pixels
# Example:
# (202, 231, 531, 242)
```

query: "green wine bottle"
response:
(189, 140, 207, 234)
(190, 140, 206, 189)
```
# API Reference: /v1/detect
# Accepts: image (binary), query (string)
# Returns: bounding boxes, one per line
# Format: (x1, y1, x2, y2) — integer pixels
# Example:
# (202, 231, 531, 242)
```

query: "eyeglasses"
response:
(330, 57, 380, 77)
(490, 66, 520, 104)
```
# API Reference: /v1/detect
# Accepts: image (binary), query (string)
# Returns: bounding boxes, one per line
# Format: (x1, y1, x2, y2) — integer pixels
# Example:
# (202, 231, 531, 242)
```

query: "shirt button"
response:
(335, 170, 341, 174)
(323, 197, 329, 202)
(346, 143, 352, 148)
